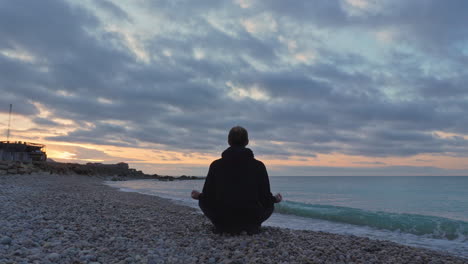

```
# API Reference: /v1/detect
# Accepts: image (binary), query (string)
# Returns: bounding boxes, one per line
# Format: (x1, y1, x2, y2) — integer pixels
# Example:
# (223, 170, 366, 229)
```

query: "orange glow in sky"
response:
(2, 112, 467, 176)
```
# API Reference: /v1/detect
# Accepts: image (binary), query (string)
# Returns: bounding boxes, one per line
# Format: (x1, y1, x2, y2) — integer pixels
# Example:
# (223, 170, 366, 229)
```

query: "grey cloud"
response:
(258, 0, 468, 61)
(371, 130, 434, 142)
(240, 72, 333, 100)
(1, 0, 468, 165)
(142, 0, 224, 18)
(385, 1, 468, 55)
(416, 77, 468, 98)
(94, 0, 132, 22)
(352, 161, 386, 165)
(257, 0, 348, 27)
(145, 23, 280, 74)
(0, 0, 99, 53)
(0, 94, 38, 116)
(344, 131, 468, 157)
(32, 117, 61, 127)
(46, 122, 139, 148)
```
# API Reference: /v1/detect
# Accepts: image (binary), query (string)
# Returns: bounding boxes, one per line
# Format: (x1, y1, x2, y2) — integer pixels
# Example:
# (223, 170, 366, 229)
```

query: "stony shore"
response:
(0, 161, 203, 181)
(1, 174, 466, 264)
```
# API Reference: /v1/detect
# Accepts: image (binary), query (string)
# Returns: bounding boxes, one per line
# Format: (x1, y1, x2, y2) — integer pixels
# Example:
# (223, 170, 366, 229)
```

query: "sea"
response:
(105, 176, 468, 258)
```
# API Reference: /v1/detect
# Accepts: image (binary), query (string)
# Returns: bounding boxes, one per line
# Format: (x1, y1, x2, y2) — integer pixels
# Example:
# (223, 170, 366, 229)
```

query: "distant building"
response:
(0, 141, 47, 162)
(85, 162, 130, 170)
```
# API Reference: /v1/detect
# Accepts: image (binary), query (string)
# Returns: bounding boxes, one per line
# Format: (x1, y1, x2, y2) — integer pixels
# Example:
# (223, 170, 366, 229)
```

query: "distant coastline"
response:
(0, 160, 204, 181)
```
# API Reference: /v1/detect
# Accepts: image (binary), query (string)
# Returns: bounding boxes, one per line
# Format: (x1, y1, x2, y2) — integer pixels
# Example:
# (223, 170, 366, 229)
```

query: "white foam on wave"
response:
(264, 213, 468, 258)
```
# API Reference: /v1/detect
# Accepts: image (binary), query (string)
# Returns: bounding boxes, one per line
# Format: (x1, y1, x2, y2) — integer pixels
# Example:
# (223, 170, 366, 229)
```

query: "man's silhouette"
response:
(191, 126, 282, 234)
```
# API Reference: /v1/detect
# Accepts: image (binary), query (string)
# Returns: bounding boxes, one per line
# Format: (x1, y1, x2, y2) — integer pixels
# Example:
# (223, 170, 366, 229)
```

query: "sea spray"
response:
(275, 201, 468, 241)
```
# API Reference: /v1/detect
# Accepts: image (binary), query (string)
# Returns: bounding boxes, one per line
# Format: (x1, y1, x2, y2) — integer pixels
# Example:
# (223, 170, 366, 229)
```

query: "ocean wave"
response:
(275, 201, 468, 241)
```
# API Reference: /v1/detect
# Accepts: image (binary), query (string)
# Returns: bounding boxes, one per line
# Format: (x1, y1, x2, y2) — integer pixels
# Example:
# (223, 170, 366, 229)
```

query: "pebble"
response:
(0, 236, 12, 245)
(47, 252, 60, 261)
(82, 254, 97, 261)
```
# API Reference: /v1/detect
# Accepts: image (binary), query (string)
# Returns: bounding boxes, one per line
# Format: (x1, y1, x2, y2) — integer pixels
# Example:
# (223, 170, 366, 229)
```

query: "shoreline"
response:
(1, 174, 466, 263)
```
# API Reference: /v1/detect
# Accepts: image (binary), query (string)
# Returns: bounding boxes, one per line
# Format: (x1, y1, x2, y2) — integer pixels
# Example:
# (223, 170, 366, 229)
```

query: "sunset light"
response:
(1, 0, 468, 176)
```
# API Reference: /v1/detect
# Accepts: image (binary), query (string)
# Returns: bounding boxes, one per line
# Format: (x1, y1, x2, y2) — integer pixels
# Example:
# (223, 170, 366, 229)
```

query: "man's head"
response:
(228, 126, 249, 147)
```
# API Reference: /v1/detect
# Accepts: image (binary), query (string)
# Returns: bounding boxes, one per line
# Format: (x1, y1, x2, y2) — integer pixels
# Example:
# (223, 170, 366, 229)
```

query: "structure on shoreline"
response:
(1, 104, 47, 162)
(0, 141, 47, 162)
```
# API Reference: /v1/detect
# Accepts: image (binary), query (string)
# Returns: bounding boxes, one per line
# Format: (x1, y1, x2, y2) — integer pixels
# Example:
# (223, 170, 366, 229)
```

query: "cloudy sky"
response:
(1, 0, 468, 176)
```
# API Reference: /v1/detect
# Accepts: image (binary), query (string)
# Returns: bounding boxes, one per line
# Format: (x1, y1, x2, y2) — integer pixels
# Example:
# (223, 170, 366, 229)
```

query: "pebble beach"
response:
(1, 173, 466, 264)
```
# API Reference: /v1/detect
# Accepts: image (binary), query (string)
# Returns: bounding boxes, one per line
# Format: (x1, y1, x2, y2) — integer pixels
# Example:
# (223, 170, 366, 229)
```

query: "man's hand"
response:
(274, 193, 283, 203)
(191, 190, 201, 200)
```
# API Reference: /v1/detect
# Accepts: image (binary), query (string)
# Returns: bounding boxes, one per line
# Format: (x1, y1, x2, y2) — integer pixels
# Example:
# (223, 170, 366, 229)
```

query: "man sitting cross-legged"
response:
(191, 126, 282, 234)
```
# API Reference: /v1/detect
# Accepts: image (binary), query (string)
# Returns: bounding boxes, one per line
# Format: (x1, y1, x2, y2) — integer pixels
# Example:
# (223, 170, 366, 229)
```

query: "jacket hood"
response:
(221, 146, 254, 160)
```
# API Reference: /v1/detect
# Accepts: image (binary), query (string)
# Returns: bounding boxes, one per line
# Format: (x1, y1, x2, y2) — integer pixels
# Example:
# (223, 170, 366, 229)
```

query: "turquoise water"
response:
(271, 176, 468, 241)
(106, 176, 468, 258)
(271, 177, 468, 222)
(275, 202, 468, 240)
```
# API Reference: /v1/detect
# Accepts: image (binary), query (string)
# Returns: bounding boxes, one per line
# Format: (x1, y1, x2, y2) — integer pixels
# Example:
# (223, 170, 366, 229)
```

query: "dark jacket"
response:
(199, 146, 276, 209)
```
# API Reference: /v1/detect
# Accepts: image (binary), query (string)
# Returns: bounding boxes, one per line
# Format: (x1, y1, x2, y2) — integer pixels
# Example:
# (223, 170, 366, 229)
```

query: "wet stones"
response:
(0, 236, 12, 245)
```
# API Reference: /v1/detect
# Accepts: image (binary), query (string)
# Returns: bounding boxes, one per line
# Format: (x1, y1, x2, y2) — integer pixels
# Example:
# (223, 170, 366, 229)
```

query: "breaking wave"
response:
(276, 201, 468, 241)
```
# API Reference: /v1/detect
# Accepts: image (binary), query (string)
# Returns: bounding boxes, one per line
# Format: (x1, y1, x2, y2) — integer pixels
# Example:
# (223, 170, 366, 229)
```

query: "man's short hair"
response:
(228, 126, 249, 147)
